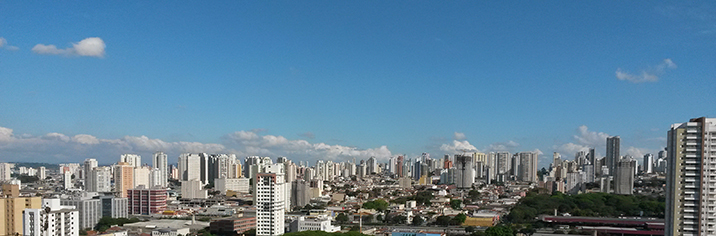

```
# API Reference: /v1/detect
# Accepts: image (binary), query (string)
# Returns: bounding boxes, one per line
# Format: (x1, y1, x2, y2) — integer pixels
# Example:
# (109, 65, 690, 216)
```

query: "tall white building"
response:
(181, 180, 207, 199)
(255, 172, 285, 236)
(38, 166, 46, 180)
(0, 163, 12, 181)
(153, 152, 168, 187)
(83, 159, 98, 189)
(643, 154, 654, 174)
(120, 154, 142, 167)
(64, 171, 73, 189)
(24, 199, 79, 236)
(666, 117, 716, 236)
(134, 166, 151, 188)
(88, 166, 112, 192)
(61, 197, 101, 230)
(178, 153, 202, 183)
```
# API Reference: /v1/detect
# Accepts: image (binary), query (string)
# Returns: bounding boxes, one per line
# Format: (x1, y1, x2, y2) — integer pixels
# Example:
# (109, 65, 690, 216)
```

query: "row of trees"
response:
(506, 190, 665, 223)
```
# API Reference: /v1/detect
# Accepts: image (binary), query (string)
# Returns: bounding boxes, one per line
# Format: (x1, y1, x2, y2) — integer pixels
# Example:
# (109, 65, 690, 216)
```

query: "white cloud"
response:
(71, 134, 100, 145)
(440, 140, 478, 154)
(485, 140, 520, 152)
(0, 37, 19, 51)
(32, 37, 105, 57)
(532, 148, 544, 155)
(624, 146, 654, 158)
(223, 130, 393, 162)
(573, 125, 610, 147)
(615, 58, 677, 83)
(453, 132, 466, 140)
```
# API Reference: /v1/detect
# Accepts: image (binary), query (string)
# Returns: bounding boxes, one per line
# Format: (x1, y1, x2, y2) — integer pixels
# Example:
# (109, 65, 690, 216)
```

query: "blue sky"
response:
(1, 1, 714, 166)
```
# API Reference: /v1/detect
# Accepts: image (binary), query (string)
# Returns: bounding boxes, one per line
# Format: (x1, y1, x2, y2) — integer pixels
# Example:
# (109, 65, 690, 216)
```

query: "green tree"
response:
(450, 213, 467, 225)
(465, 226, 476, 233)
(336, 213, 349, 224)
(411, 216, 424, 226)
(362, 199, 389, 212)
(450, 199, 462, 210)
(468, 190, 481, 202)
(435, 215, 451, 226)
(485, 225, 514, 236)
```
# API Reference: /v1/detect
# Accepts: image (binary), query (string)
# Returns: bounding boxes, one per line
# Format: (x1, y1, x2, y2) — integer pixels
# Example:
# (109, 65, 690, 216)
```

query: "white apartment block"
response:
(88, 167, 112, 192)
(153, 152, 168, 187)
(666, 117, 716, 236)
(255, 172, 285, 236)
(180, 180, 207, 199)
(120, 154, 142, 167)
(0, 163, 12, 181)
(215, 178, 250, 194)
(290, 215, 341, 232)
(24, 199, 79, 236)
(61, 198, 101, 230)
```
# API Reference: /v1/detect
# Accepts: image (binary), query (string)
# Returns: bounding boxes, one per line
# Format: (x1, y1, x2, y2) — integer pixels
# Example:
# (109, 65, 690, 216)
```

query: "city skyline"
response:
(2, 2, 715, 166)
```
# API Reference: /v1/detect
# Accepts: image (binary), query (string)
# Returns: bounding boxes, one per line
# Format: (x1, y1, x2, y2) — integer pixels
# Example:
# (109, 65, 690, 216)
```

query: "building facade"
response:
(255, 173, 285, 236)
(127, 186, 167, 215)
(666, 117, 716, 236)
(24, 199, 79, 236)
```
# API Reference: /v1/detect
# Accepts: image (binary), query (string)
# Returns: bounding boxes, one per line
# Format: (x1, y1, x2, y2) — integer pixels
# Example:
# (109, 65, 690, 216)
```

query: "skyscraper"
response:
(666, 117, 716, 236)
(518, 152, 538, 183)
(120, 154, 141, 167)
(606, 136, 620, 176)
(83, 158, 97, 190)
(87, 167, 112, 192)
(114, 162, 134, 198)
(643, 153, 654, 174)
(614, 158, 635, 195)
(454, 154, 475, 189)
(178, 153, 202, 183)
(255, 172, 285, 236)
(152, 151, 168, 187)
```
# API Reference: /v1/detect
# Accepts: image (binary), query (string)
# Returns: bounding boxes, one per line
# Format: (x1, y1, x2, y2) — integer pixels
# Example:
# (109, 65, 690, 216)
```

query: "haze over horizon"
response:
(1, 2, 715, 167)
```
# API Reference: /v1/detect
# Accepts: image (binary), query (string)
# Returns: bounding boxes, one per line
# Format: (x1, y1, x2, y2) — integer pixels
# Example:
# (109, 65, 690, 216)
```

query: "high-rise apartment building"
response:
(643, 154, 654, 174)
(666, 117, 716, 236)
(454, 154, 475, 189)
(114, 162, 134, 198)
(255, 172, 285, 236)
(120, 154, 142, 167)
(83, 158, 98, 190)
(518, 152, 538, 183)
(0, 163, 11, 181)
(87, 166, 112, 192)
(614, 158, 635, 195)
(24, 199, 79, 236)
(606, 136, 620, 176)
(100, 196, 128, 218)
(153, 151, 168, 187)
(0, 184, 42, 236)
(61, 197, 101, 230)
(178, 153, 202, 183)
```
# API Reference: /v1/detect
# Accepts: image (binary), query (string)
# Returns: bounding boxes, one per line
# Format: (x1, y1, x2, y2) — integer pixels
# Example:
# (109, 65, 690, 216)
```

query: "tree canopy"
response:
(362, 199, 389, 212)
(506, 191, 665, 223)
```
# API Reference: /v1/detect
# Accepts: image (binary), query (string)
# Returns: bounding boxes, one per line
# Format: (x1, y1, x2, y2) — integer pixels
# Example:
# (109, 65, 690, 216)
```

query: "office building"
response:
(210, 217, 256, 234)
(24, 199, 79, 236)
(666, 117, 716, 236)
(134, 166, 151, 188)
(127, 186, 167, 215)
(255, 172, 286, 236)
(606, 136, 620, 176)
(0, 184, 42, 236)
(153, 151, 168, 187)
(100, 196, 128, 218)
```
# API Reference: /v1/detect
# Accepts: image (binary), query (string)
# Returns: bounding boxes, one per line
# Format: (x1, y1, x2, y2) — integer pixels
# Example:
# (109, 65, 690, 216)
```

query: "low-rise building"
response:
(210, 217, 256, 234)
(289, 215, 341, 233)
